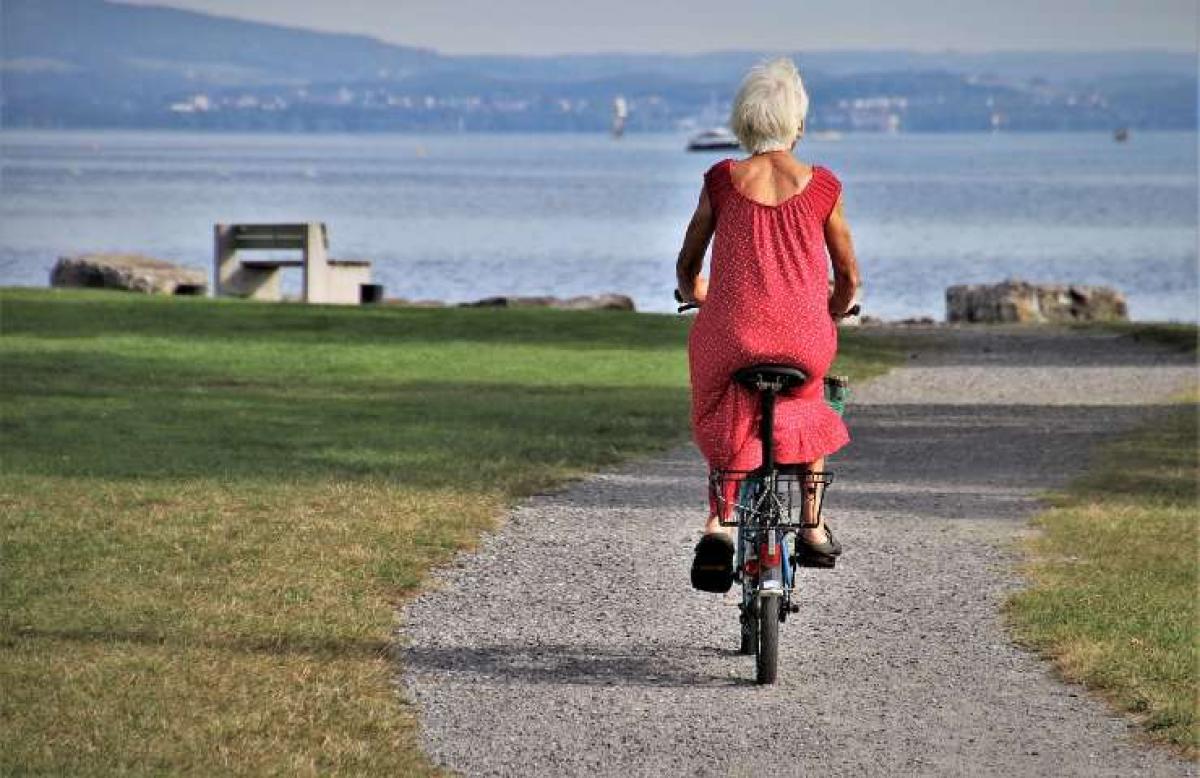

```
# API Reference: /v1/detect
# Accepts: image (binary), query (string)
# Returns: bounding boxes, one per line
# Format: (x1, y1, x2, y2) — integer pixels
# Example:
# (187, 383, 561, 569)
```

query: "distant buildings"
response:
(147, 74, 1160, 133)
(169, 93, 287, 114)
(14, 67, 1194, 133)
(826, 96, 908, 133)
(168, 94, 211, 113)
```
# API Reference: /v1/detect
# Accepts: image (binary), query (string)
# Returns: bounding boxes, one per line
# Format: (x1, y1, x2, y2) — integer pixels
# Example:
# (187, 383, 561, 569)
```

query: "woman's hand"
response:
(829, 301, 861, 320)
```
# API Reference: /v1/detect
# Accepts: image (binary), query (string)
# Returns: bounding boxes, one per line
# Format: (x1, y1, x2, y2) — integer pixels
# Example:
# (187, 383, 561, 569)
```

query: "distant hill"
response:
(2, 0, 436, 83)
(2, 0, 1195, 132)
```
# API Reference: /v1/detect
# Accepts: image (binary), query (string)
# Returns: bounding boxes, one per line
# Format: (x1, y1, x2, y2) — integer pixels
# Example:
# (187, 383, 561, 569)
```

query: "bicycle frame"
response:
(732, 475, 802, 628)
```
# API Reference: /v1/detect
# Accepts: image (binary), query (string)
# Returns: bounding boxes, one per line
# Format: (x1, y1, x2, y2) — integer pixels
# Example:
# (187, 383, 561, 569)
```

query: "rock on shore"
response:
(459, 294, 636, 311)
(51, 254, 207, 295)
(946, 279, 1127, 323)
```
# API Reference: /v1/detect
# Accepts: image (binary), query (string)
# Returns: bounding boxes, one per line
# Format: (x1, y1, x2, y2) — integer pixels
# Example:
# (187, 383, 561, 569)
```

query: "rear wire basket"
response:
(712, 470, 834, 528)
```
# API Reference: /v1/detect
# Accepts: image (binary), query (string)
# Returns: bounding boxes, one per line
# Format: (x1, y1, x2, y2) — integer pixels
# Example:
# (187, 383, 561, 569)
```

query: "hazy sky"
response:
(115, 0, 1198, 55)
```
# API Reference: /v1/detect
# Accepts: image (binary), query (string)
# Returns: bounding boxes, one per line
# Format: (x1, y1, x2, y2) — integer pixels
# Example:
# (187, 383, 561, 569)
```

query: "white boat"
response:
(611, 95, 627, 138)
(687, 127, 741, 152)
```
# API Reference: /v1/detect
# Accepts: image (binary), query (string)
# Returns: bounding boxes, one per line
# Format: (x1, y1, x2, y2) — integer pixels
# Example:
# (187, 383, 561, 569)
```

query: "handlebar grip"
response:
(675, 288, 699, 313)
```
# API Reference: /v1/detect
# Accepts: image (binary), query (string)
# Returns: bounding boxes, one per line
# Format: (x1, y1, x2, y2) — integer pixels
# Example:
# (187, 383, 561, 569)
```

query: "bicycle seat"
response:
(733, 364, 809, 392)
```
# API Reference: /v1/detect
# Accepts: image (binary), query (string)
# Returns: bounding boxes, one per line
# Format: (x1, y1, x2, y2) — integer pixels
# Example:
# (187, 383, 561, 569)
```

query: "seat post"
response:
(760, 387, 777, 473)
(734, 366, 805, 475)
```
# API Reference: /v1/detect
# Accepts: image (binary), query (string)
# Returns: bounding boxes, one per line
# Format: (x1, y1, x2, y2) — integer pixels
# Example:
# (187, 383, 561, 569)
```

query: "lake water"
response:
(1, 130, 1196, 320)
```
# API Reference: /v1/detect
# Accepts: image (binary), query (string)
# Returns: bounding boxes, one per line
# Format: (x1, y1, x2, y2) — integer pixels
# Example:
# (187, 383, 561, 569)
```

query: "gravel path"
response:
(400, 326, 1196, 777)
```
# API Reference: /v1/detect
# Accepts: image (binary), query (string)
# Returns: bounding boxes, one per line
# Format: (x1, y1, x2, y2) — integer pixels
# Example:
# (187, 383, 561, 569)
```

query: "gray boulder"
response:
(554, 294, 636, 311)
(384, 298, 446, 308)
(51, 254, 207, 295)
(460, 294, 636, 311)
(946, 280, 1127, 324)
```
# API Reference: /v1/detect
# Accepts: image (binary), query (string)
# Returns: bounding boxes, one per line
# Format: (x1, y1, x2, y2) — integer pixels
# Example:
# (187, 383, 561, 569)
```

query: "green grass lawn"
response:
(0, 288, 899, 775)
(1100, 322, 1199, 355)
(1007, 378, 1199, 758)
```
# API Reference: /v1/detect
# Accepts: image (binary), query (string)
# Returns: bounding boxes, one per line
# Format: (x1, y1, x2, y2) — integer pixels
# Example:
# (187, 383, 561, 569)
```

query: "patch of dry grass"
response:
(1, 477, 489, 775)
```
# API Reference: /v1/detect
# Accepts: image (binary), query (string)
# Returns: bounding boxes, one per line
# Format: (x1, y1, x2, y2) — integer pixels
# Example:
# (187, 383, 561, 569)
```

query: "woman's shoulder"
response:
(702, 158, 735, 199)
(804, 162, 841, 185)
(804, 163, 842, 212)
(704, 158, 736, 178)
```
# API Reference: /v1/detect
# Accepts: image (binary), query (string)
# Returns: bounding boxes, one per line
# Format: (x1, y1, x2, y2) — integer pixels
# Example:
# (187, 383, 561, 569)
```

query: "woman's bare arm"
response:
(824, 195, 860, 317)
(675, 188, 715, 303)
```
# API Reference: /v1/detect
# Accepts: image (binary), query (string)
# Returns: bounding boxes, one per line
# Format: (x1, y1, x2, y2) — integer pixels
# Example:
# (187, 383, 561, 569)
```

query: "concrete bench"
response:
(213, 222, 372, 305)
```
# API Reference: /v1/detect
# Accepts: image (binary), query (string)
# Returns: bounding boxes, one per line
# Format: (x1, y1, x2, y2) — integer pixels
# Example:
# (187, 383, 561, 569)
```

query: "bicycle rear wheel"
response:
(756, 596, 779, 684)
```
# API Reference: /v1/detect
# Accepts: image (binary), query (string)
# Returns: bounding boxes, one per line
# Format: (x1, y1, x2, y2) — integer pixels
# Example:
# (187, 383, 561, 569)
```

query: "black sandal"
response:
(691, 533, 735, 593)
(793, 524, 842, 569)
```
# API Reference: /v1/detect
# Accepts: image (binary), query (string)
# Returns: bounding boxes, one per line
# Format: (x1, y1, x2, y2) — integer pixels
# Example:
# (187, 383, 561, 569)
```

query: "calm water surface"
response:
(1, 130, 1196, 320)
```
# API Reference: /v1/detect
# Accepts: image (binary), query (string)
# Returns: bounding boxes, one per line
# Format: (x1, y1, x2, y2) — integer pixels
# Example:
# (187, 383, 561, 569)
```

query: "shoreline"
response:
(4, 127, 1199, 138)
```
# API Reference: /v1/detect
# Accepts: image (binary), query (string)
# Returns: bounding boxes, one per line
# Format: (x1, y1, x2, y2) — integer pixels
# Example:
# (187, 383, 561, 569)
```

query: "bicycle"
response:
(678, 293, 855, 684)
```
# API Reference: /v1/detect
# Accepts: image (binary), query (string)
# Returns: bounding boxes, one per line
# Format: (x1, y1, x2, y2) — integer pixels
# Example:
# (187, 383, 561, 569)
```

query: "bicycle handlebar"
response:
(674, 289, 860, 318)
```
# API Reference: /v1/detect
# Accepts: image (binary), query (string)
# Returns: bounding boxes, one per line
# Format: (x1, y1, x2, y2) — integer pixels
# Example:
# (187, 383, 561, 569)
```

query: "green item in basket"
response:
(824, 375, 850, 415)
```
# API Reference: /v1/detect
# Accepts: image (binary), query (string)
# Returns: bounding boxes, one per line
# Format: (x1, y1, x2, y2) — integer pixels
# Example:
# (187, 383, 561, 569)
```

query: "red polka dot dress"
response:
(688, 158, 850, 516)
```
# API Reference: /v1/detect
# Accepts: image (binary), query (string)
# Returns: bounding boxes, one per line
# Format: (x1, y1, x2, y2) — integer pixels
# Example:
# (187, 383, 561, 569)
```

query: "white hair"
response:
(729, 58, 810, 154)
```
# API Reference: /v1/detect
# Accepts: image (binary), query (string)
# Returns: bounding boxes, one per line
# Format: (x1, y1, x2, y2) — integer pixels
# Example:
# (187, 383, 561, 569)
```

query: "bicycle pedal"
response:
(788, 603, 800, 613)
(791, 553, 836, 570)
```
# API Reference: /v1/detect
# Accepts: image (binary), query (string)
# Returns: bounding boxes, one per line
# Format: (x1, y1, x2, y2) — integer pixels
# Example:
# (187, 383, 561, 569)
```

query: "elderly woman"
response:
(676, 58, 860, 592)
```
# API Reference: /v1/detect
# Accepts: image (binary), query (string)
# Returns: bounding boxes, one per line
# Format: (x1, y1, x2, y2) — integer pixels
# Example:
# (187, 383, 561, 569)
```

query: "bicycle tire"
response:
(756, 596, 780, 684)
